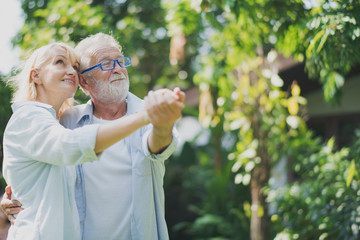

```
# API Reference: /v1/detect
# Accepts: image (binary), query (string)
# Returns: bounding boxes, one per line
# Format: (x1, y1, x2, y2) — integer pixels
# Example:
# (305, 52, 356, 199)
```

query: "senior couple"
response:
(1, 33, 185, 240)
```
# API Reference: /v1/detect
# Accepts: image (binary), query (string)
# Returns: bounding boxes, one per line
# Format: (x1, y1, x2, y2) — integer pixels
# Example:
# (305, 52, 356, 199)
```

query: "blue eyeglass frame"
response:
(81, 57, 132, 74)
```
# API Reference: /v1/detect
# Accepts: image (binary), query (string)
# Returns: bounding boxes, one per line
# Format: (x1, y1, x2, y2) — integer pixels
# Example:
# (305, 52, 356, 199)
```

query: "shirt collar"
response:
(75, 100, 94, 125)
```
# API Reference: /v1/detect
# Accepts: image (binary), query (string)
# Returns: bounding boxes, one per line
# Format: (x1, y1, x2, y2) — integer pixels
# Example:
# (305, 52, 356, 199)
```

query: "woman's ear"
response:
(30, 69, 42, 85)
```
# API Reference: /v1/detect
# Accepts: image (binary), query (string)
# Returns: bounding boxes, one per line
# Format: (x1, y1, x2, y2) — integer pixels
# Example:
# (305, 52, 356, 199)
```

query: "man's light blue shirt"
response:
(60, 93, 177, 240)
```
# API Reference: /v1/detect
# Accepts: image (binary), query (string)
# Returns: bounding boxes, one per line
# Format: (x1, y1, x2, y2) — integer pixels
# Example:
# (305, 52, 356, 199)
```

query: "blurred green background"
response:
(1, 0, 360, 239)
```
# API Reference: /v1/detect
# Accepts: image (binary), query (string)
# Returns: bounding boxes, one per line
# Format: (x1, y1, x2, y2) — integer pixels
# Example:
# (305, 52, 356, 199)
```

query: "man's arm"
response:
(145, 87, 185, 153)
(0, 186, 23, 224)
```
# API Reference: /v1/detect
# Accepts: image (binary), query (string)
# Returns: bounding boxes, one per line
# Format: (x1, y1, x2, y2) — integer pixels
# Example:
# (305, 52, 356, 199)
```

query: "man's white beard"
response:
(91, 73, 129, 104)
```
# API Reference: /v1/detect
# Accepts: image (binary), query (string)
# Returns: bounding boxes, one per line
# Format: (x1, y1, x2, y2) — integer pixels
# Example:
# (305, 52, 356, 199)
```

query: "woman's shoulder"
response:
(12, 101, 56, 116)
(8, 101, 57, 127)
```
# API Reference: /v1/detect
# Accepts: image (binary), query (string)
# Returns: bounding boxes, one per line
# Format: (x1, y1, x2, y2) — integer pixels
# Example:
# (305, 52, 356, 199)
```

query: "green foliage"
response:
(0, 76, 13, 144)
(0, 74, 14, 190)
(347, 129, 360, 185)
(162, 0, 202, 36)
(180, 213, 241, 240)
(165, 141, 250, 240)
(14, 0, 197, 99)
(163, 0, 360, 238)
(270, 138, 360, 240)
(274, 0, 360, 104)
(15, 0, 105, 51)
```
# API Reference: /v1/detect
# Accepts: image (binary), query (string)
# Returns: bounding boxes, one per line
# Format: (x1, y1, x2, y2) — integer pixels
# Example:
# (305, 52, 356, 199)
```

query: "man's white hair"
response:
(76, 33, 123, 73)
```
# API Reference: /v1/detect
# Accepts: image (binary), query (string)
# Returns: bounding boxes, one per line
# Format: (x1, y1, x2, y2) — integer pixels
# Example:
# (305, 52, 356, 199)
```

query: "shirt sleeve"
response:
(5, 107, 99, 166)
(141, 125, 179, 161)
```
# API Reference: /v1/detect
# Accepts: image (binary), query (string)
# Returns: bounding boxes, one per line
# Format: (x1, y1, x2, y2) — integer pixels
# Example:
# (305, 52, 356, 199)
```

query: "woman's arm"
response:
(94, 110, 149, 153)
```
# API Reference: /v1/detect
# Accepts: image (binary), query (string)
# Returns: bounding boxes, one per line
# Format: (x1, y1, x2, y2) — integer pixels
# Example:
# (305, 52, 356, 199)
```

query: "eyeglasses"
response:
(81, 57, 131, 74)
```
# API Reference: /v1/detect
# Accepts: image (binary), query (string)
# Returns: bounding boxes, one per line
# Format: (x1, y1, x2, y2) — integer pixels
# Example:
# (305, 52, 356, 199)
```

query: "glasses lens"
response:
(118, 57, 131, 67)
(101, 60, 114, 70)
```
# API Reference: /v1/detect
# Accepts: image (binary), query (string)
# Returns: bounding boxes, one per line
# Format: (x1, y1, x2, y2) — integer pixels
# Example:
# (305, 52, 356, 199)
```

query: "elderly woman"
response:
(2, 42, 181, 240)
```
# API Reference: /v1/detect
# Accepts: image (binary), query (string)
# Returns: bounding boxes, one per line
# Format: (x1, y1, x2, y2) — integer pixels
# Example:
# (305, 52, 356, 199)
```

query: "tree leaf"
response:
(346, 160, 357, 187)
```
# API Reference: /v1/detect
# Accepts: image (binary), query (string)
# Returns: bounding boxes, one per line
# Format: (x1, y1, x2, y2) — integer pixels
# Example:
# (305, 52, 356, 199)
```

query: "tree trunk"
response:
(250, 165, 269, 240)
(250, 96, 270, 240)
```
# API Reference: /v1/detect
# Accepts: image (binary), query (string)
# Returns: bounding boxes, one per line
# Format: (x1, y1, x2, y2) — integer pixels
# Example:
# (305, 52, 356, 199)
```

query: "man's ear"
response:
(30, 69, 41, 85)
(79, 74, 90, 91)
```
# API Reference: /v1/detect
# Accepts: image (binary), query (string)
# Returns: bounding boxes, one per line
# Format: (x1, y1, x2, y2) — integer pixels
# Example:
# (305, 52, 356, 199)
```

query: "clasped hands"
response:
(144, 87, 185, 128)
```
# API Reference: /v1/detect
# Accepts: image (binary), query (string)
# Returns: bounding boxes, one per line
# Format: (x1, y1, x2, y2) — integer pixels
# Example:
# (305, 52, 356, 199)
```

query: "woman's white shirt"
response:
(2, 101, 100, 240)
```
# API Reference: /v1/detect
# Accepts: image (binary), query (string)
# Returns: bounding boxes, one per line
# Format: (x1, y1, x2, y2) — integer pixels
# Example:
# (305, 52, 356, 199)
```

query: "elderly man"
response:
(2, 33, 185, 240)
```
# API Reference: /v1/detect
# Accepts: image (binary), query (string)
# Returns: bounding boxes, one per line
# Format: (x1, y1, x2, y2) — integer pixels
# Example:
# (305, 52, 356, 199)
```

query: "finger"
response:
(1, 199, 22, 215)
(159, 93, 184, 123)
(165, 94, 185, 111)
(155, 88, 179, 100)
(173, 87, 182, 100)
(174, 101, 185, 111)
(177, 91, 186, 103)
(5, 186, 12, 199)
(151, 90, 170, 114)
(5, 207, 23, 215)
(168, 88, 186, 104)
(167, 90, 180, 101)
(161, 92, 180, 115)
(3, 199, 22, 208)
(170, 88, 185, 102)
(159, 91, 185, 115)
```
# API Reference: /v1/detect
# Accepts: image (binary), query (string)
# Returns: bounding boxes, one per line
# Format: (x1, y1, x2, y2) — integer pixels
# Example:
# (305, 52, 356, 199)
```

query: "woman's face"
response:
(36, 46, 80, 100)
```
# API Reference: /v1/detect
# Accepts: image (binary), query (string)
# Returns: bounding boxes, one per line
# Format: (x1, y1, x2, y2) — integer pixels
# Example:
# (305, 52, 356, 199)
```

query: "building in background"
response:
(280, 63, 360, 149)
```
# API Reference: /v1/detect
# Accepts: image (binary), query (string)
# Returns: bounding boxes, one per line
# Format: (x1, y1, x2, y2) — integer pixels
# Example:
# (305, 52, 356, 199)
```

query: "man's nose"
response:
(113, 61, 126, 74)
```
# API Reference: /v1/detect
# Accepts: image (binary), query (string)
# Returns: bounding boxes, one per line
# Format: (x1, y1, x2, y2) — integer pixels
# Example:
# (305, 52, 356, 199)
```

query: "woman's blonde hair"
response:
(8, 42, 79, 117)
